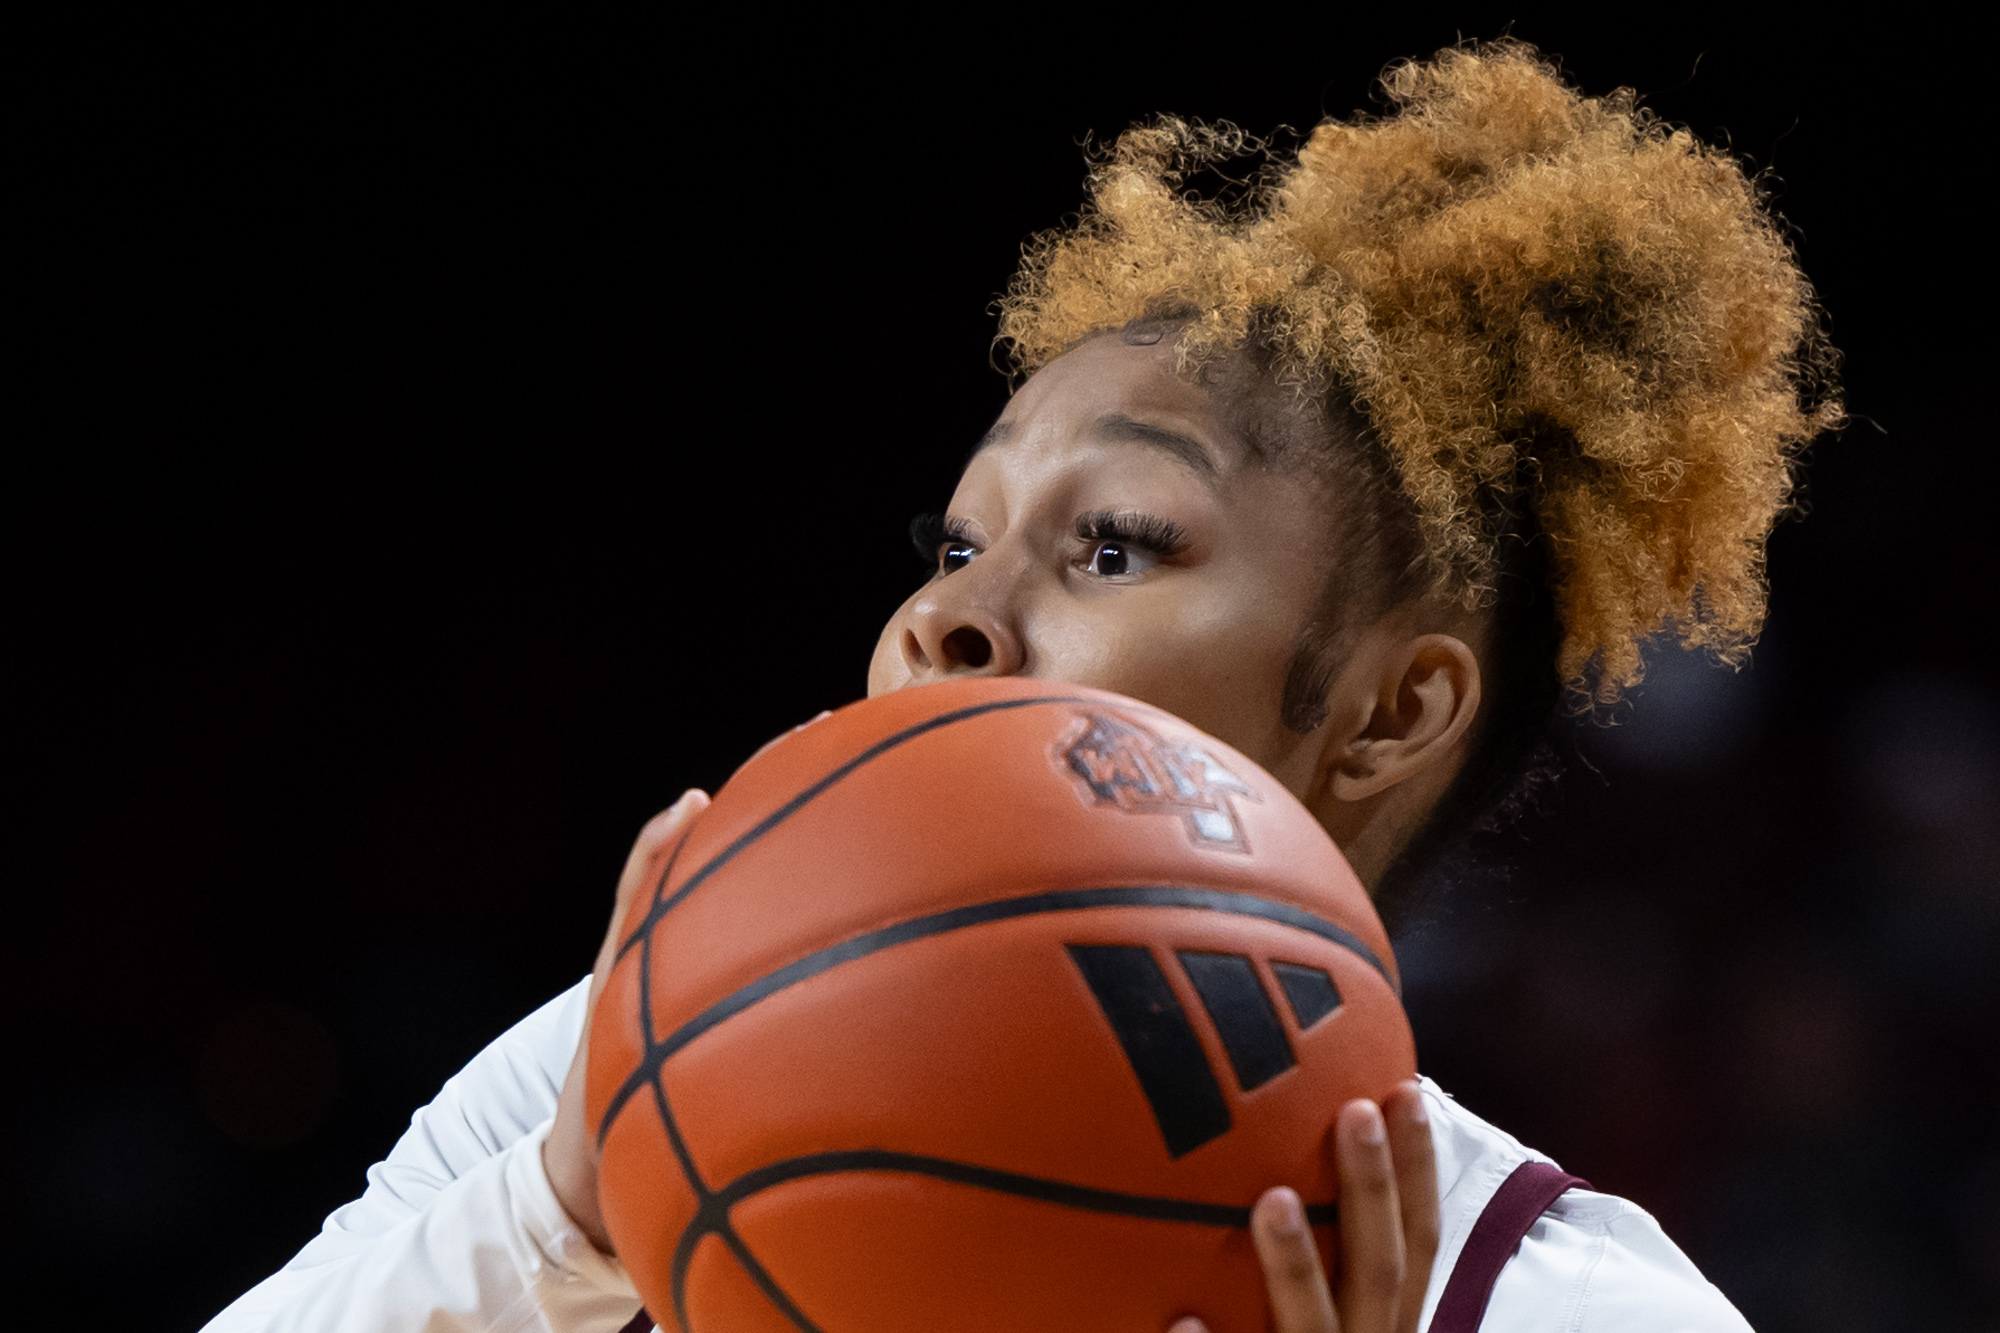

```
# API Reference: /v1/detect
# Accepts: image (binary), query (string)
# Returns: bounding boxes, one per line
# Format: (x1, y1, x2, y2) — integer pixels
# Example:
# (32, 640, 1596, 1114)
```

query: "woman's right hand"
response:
(543, 787, 711, 1252)
(1173, 1085, 1440, 1333)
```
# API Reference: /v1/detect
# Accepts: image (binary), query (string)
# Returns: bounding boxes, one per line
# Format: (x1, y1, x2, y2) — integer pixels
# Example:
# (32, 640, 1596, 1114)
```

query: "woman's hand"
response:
(1173, 1084, 1440, 1333)
(543, 787, 711, 1251)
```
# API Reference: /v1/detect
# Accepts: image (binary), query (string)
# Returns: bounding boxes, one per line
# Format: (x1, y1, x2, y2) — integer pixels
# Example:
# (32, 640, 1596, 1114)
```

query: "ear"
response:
(1321, 633, 1482, 804)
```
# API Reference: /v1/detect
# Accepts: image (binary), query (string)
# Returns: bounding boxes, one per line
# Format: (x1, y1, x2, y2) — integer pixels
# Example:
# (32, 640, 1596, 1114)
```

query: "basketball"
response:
(585, 676, 1415, 1332)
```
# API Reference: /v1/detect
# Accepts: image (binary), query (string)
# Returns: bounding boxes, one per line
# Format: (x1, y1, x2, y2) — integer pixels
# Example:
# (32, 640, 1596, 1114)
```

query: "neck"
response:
(1311, 791, 1401, 892)
(1306, 752, 1464, 898)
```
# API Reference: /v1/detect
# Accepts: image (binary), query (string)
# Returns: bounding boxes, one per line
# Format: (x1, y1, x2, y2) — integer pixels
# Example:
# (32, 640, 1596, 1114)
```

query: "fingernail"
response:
(1357, 1103, 1386, 1145)
(1168, 1320, 1207, 1333)
(1262, 1186, 1306, 1233)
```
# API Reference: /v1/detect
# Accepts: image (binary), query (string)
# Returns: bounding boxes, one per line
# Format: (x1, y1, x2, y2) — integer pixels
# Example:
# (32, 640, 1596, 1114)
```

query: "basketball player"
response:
(205, 42, 1835, 1332)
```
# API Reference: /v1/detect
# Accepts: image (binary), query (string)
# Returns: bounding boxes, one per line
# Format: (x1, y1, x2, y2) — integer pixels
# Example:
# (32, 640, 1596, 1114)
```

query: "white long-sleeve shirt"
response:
(202, 979, 1751, 1332)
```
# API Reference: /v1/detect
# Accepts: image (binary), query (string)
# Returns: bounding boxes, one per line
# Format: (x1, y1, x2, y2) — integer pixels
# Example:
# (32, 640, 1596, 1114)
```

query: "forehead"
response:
(1004, 334, 1213, 421)
(983, 334, 1246, 477)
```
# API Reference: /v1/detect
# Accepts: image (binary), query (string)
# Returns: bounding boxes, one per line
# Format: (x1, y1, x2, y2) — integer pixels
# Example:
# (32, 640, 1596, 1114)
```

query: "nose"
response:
(899, 573, 1026, 681)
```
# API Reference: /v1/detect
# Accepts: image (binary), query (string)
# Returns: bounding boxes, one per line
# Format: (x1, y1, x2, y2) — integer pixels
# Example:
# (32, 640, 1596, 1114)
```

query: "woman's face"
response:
(867, 333, 1336, 799)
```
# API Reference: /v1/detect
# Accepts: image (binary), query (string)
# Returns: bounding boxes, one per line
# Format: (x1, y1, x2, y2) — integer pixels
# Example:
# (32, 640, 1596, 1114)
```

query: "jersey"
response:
(201, 979, 1753, 1332)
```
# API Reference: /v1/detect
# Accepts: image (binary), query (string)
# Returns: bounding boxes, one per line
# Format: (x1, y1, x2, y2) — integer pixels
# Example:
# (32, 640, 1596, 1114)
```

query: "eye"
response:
(939, 540, 977, 574)
(1084, 539, 1154, 578)
(910, 512, 980, 578)
(1074, 510, 1189, 580)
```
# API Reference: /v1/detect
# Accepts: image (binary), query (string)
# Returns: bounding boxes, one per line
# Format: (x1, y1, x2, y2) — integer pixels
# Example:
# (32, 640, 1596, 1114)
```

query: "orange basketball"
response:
(586, 676, 1414, 1333)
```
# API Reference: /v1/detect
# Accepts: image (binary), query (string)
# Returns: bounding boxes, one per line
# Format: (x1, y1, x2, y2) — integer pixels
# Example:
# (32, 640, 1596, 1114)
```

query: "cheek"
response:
(1037, 587, 1299, 756)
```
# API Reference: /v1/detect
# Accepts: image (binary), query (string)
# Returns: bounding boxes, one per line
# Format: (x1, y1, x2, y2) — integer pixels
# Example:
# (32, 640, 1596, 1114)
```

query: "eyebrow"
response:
(1089, 414, 1222, 477)
(967, 421, 1014, 466)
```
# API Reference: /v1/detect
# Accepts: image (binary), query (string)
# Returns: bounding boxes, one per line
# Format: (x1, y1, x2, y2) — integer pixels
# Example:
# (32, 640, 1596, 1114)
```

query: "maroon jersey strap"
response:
(1428, 1160, 1590, 1333)
(617, 1310, 654, 1333)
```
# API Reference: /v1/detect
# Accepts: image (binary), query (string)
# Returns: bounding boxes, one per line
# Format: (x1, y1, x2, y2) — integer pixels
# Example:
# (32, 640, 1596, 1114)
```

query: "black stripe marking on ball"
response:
(1176, 951, 1297, 1093)
(1068, 945, 1233, 1157)
(1271, 961, 1344, 1029)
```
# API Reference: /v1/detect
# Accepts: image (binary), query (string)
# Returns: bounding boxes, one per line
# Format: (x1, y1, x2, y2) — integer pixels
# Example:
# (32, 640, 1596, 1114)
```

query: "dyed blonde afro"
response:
(999, 41, 1841, 699)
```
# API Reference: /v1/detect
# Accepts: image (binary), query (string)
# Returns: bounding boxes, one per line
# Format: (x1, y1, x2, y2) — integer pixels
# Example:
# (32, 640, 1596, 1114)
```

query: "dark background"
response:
(12, 11, 1995, 1330)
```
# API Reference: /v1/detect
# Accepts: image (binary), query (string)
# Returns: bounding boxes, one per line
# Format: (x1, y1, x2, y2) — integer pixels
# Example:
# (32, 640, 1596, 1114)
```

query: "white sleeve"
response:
(1481, 1189, 1753, 1333)
(202, 978, 646, 1333)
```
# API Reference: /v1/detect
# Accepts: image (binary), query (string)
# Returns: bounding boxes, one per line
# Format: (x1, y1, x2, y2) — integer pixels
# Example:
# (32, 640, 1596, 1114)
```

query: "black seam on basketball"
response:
(709, 1148, 1340, 1228)
(598, 825, 699, 1174)
(644, 1072, 719, 1328)
(641, 960, 821, 1332)
(597, 884, 1392, 1140)
(716, 1229, 827, 1333)
(593, 817, 699, 1149)
(614, 694, 1092, 961)
(623, 816, 697, 962)
(669, 1206, 827, 1333)
(637, 921, 658, 1059)
(634, 919, 704, 1188)
(643, 1029, 820, 1332)
(629, 887, 799, 1329)
(664, 1147, 1334, 1330)
(669, 1200, 713, 1332)
(648, 1079, 707, 1193)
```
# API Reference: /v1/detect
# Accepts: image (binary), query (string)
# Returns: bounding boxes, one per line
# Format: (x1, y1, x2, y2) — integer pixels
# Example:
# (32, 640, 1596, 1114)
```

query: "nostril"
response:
(941, 626, 993, 669)
(902, 629, 932, 670)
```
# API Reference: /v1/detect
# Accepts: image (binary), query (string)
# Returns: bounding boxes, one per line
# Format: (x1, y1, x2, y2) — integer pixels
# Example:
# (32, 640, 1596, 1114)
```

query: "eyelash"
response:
(909, 513, 975, 567)
(1073, 510, 1190, 559)
(907, 509, 1190, 575)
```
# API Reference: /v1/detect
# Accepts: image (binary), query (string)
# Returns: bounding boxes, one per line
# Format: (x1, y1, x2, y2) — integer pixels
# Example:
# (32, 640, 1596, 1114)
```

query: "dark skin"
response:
(549, 333, 1485, 1331)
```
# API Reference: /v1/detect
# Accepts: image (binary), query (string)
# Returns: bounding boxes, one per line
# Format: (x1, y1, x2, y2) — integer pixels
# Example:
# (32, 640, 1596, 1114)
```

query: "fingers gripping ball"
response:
(585, 677, 1415, 1332)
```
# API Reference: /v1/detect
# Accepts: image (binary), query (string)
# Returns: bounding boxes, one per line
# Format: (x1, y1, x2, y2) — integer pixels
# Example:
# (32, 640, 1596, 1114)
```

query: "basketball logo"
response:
(1069, 944, 1345, 1157)
(1060, 710, 1259, 851)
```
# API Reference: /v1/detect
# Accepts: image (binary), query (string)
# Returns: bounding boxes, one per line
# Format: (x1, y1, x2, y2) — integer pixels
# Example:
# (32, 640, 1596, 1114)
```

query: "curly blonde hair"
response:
(998, 41, 1841, 700)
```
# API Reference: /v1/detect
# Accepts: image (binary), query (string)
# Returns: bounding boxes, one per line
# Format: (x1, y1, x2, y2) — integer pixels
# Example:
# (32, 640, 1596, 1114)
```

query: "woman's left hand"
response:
(1173, 1082, 1440, 1333)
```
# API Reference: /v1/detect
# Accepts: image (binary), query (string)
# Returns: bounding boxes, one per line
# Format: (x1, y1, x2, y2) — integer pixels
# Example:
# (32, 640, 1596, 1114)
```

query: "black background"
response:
(12, 11, 1996, 1330)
